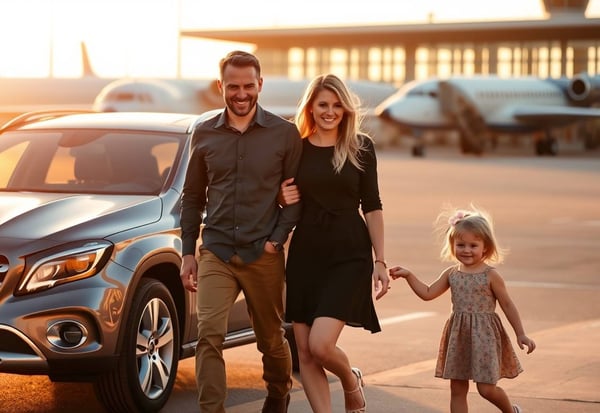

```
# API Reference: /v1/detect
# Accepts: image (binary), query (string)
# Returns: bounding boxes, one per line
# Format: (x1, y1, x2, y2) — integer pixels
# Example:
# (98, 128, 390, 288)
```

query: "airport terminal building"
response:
(182, 0, 599, 85)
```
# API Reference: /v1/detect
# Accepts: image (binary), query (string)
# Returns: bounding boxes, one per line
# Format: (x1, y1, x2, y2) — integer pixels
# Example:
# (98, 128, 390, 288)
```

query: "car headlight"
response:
(16, 241, 113, 295)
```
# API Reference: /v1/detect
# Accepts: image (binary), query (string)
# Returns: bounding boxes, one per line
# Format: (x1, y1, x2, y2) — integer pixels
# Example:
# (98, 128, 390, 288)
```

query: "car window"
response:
(0, 140, 29, 188)
(0, 130, 184, 194)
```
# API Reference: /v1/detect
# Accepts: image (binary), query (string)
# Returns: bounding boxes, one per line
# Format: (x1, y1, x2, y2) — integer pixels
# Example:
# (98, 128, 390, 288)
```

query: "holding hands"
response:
(389, 265, 411, 280)
(388, 264, 537, 355)
(373, 261, 391, 300)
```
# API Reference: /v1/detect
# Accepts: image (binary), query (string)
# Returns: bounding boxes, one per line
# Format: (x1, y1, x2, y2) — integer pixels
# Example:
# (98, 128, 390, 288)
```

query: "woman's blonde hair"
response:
(295, 74, 370, 173)
(435, 204, 505, 264)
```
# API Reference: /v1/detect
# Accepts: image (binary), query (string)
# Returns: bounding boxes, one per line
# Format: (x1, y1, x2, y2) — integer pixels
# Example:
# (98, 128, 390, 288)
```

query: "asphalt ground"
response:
(225, 140, 600, 413)
(0, 140, 598, 412)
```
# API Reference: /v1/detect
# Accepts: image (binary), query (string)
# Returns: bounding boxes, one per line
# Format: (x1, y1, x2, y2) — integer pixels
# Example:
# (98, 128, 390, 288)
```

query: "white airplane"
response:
(375, 73, 600, 156)
(0, 43, 114, 124)
(92, 76, 401, 144)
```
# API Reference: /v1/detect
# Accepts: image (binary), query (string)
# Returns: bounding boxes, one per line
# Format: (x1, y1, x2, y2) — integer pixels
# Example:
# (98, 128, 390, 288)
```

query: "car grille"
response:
(0, 328, 38, 356)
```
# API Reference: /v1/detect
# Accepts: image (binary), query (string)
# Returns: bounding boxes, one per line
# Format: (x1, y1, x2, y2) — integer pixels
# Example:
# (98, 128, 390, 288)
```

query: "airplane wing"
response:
(513, 105, 600, 125)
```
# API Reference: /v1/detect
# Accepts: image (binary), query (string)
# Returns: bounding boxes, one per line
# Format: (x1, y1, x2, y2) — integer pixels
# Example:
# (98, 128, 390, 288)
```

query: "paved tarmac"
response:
(225, 143, 600, 413)
(1, 143, 598, 413)
(228, 318, 600, 412)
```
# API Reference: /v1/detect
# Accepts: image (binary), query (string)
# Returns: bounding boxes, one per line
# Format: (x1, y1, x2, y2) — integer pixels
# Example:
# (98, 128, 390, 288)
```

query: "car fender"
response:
(110, 234, 192, 353)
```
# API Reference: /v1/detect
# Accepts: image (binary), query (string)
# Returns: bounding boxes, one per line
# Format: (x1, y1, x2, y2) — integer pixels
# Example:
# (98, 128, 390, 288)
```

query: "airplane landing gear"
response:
(459, 133, 484, 155)
(409, 129, 426, 157)
(535, 136, 558, 156)
(583, 132, 599, 150)
(411, 144, 425, 157)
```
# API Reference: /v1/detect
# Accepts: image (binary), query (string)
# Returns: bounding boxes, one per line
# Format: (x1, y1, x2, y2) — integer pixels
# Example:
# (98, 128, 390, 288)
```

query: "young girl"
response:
(389, 206, 535, 413)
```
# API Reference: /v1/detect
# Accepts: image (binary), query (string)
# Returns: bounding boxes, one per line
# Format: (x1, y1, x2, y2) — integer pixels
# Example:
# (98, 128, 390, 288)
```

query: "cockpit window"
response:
(407, 88, 438, 98)
(106, 91, 153, 103)
(108, 92, 135, 101)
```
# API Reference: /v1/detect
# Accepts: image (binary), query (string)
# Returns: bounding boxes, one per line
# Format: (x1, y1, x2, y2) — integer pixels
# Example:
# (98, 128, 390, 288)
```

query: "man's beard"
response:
(226, 95, 258, 117)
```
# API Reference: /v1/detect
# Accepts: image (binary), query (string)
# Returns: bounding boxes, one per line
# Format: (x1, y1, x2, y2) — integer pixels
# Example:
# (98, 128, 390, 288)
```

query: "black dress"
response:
(285, 136, 382, 333)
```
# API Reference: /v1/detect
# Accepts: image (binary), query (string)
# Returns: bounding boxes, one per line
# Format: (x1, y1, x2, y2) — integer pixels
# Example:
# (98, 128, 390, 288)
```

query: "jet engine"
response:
(567, 73, 600, 106)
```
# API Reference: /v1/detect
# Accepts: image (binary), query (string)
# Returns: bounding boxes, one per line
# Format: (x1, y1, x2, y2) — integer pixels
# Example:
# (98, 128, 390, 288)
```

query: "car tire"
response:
(94, 278, 180, 413)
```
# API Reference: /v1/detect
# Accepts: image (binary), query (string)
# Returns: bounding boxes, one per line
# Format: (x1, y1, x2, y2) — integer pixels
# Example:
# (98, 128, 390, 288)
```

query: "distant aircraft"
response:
(375, 73, 600, 156)
(92, 76, 400, 144)
(0, 43, 114, 123)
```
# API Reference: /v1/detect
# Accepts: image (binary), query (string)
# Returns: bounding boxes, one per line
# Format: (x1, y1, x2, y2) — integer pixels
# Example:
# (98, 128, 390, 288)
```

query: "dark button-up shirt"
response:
(180, 105, 302, 263)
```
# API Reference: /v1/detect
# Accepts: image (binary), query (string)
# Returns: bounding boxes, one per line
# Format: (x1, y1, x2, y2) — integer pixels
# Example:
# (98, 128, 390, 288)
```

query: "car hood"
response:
(0, 192, 162, 242)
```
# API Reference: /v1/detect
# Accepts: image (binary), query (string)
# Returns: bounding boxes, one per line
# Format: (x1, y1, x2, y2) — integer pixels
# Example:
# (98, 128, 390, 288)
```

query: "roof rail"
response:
(0, 109, 95, 133)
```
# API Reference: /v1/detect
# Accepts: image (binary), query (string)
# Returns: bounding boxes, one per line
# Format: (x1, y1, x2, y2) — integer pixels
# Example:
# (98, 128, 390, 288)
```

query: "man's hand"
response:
(180, 254, 198, 292)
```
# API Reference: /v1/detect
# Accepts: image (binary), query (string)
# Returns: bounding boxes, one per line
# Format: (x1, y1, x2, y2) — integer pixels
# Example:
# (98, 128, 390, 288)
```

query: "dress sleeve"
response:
(358, 136, 383, 214)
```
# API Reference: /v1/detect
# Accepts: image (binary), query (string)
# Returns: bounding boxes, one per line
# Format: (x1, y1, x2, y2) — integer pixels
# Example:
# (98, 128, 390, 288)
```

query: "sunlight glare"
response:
(0, 0, 598, 79)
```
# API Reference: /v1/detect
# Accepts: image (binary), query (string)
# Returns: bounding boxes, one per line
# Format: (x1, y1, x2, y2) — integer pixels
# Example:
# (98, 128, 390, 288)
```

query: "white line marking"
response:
(379, 312, 437, 327)
(508, 281, 600, 290)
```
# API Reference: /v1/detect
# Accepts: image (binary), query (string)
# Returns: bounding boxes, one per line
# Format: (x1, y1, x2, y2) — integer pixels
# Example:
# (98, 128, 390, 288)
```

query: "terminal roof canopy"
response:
(181, 17, 600, 48)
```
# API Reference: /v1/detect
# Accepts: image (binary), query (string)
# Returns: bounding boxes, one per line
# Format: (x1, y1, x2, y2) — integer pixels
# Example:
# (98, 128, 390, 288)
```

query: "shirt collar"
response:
(214, 104, 268, 130)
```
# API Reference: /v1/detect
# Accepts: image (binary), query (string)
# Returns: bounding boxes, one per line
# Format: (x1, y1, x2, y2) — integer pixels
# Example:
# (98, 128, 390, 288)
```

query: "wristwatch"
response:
(269, 240, 283, 252)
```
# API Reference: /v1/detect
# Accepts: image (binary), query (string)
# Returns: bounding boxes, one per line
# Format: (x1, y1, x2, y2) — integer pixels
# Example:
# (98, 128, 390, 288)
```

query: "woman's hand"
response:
(373, 261, 391, 300)
(278, 177, 300, 206)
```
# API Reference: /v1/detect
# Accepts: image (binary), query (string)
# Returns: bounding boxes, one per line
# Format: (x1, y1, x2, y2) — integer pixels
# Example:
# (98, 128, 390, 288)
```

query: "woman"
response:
(282, 74, 390, 413)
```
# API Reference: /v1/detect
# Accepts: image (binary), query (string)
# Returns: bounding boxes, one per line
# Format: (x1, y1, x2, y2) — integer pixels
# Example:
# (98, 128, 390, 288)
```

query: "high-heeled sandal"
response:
(344, 367, 366, 413)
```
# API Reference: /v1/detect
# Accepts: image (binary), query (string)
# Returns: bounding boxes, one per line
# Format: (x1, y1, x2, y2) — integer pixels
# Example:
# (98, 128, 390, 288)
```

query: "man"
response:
(180, 50, 302, 413)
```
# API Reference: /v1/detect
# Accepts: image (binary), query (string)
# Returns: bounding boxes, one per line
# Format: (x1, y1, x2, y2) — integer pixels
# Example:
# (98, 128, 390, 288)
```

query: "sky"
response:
(0, 0, 599, 79)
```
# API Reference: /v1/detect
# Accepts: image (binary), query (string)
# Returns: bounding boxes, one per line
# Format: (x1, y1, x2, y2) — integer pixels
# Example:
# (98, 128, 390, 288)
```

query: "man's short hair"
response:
(219, 50, 261, 79)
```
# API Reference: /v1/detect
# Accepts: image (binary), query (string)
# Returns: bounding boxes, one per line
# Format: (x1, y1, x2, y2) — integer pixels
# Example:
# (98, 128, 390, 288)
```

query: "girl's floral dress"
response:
(435, 266, 523, 384)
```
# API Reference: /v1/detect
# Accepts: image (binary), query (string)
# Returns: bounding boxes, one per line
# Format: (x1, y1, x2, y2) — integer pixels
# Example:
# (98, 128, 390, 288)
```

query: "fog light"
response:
(60, 324, 83, 345)
(47, 320, 88, 349)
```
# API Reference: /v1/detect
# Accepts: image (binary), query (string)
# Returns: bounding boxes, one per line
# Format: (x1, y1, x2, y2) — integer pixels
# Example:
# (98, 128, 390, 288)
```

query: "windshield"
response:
(0, 129, 184, 195)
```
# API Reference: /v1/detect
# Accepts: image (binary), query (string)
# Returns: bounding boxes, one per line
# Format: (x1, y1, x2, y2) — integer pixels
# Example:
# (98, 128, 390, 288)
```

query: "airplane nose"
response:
(374, 102, 392, 119)
(376, 107, 392, 120)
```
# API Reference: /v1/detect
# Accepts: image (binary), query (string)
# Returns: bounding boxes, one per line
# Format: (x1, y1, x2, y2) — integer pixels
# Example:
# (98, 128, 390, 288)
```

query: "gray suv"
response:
(0, 111, 294, 412)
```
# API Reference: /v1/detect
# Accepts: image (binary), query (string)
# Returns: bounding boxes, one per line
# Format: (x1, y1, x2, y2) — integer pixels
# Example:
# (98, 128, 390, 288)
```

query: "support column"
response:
(255, 48, 288, 76)
(572, 42, 589, 74)
(473, 45, 483, 74)
(404, 44, 416, 82)
(487, 45, 498, 75)
(357, 47, 369, 80)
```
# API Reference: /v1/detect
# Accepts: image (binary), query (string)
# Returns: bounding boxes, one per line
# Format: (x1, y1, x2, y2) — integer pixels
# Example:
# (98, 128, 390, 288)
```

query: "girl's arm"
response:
(389, 265, 451, 301)
(489, 269, 536, 354)
(364, 209, 390, 300)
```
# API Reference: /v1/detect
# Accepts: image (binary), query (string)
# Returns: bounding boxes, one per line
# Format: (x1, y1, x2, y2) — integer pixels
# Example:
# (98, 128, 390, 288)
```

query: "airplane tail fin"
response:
(81, 42, 95, 77)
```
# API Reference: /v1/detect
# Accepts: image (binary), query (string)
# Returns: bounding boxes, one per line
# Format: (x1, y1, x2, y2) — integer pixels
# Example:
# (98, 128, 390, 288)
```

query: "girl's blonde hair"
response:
(295, 74, 370, 173)
(435, 204, 505, 264)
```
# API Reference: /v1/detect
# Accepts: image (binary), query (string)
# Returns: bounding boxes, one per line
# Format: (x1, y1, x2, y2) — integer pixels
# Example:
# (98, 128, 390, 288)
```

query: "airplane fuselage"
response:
(375, 73, 600, 155)
(442, 77, 570, 133)
(377, 76, 576, 133)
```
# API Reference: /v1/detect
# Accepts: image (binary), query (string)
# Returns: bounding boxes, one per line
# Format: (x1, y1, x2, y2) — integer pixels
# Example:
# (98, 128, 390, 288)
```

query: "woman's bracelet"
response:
(374, 259, 387, 268)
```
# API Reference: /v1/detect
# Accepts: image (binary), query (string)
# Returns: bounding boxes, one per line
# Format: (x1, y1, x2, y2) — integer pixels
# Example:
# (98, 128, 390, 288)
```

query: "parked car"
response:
(0, 110, 296, 412)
